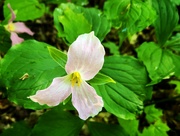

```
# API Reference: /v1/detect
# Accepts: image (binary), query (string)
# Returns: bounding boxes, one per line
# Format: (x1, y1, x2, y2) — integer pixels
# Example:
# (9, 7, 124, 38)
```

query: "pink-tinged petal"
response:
(28, 76, 71, 106)
(7, 3, 16, 23)
(10, 32, 24, 45)
(65, 31, 105, 80)
(71, 80, 103, 120)
(13, 22, 34, 35)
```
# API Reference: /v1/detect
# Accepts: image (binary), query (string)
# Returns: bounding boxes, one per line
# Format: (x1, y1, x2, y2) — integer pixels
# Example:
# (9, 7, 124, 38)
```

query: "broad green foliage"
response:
(53, 3, 91, 44)
(104, 0, 156, 44)
(93, 56, 150, 119)
(137, 42, 175, 84)
(1, 0, 180, 135)
(31, 107, 84, 136)
(3, 0, 45, 21)
(139, 120, 170, 136)
(0, 40, 66, 109)
(0, 26, 11, 53)
(0, 121, 31, 136)
(144, 105, 163, 123)
(152, 0, 179, 46)
(53, 3, 110, 44)
(87, 122, 128, 136)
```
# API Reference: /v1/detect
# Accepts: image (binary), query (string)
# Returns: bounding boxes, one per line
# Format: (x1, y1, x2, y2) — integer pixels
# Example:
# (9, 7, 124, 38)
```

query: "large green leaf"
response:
(31, 107, 84, 136)
(93, 56, 150, 119)
(87, 122, 128, 136)
(53, 3, 91, 44)
(137, 42, 175, 84)
(1, 40, 66, 109)
(53, 3, 110, 44)
(152, 0, 179, 46)
(3, 0, 45, 21)
(104, 0, 156, 44)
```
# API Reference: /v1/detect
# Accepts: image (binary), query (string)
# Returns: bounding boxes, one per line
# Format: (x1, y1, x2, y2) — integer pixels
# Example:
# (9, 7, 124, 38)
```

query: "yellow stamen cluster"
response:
(70, 72, 82, 87)
(5, 22, 15, 32)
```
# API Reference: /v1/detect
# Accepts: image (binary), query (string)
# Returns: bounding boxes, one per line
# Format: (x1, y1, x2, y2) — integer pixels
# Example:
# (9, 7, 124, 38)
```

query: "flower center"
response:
(70, 72, 82, 87)
(5, 22, 15, 32)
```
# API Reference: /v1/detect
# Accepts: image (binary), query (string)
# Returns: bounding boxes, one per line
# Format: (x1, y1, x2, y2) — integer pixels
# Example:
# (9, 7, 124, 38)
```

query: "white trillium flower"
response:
(4, 3, 34, 45)
(29, 32, 105, 120)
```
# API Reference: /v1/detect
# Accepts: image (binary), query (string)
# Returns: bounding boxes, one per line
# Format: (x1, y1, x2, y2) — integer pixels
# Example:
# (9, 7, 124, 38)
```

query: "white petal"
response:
(65, 31, 105, 80)
(7, 3, 16, 23)
(71, 80, 103, 120)
(10, 32, 24, 45)
(28, 76, 71, 106)
(14, 22, 34, 35)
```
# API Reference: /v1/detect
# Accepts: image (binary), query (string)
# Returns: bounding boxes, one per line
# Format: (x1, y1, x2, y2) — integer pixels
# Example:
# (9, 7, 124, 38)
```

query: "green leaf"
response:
(165, 50, 180, 77)
(4, 0, 45, 21)
(144, 105, 163, 123)
(1, 40, 66, 109)
(118, 118, 139, 136)
(82, 8, 111, 41)
(31, 107, 84, 136)
(93, 56, 150, 119)
(104, 0, 156, 44)
(53, 3, 110, 44)
(138, 120, 170, 136)
(53, 3, 92, 44)
(0, 121, 31, 136)
(171, 0, 180, 5)
(165, 33, 180, 52)
(136, 42, 175, 85)
(0, 26, 11, 53)
(152, 0, 179, 46)
(89, 72, 116, 85)
(103, 42, 120, 55)
(87, 122, 128, 136)
(47, 46, 67, 68)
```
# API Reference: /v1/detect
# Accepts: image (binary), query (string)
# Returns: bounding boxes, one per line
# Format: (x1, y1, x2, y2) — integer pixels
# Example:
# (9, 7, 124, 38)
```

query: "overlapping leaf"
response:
(137, 42, 175, 84)
(53, 3, 110, 44)
(94, 56, 150, 119)
(104, 0, 156, 44)
(152, 0, 179, 46)
(0, 40, 66, 109)
(3, 0, 45, 21)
